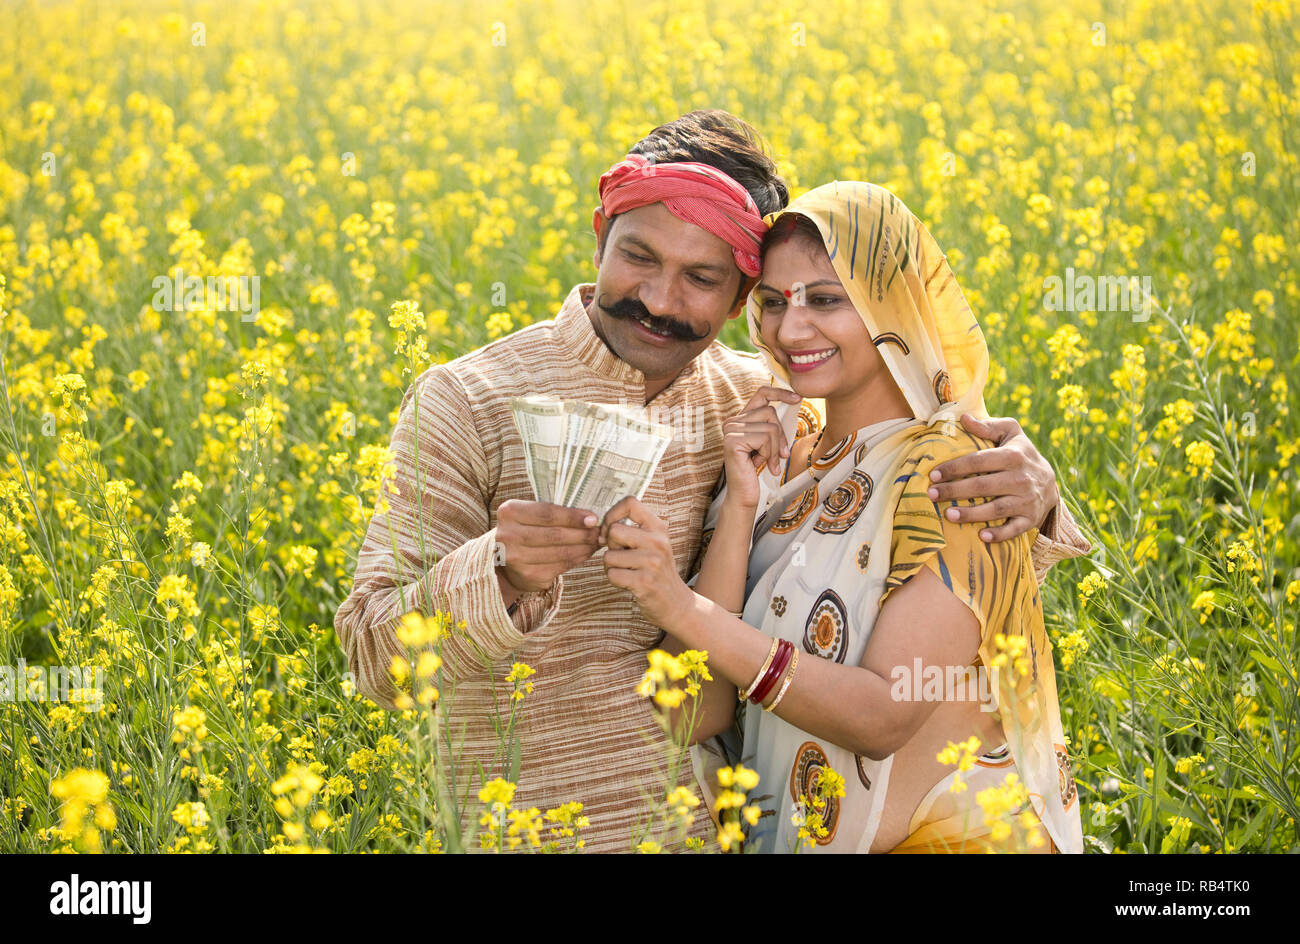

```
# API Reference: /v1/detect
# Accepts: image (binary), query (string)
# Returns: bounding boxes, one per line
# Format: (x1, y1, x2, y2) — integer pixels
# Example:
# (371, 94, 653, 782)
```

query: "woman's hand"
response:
(721, 386, 802, 510)
(599, 496, 696, 629)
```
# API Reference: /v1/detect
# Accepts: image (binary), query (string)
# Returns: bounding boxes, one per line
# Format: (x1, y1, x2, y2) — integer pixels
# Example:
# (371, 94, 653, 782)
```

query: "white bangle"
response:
(765, 650, 799, 712)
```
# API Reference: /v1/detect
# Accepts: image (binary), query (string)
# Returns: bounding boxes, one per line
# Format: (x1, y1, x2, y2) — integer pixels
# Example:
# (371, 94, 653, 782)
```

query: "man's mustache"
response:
(598, 294, 710, 342)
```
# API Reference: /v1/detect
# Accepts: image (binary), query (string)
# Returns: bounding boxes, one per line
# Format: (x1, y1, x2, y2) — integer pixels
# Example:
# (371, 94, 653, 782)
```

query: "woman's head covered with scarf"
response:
(745, 181, 990, 429)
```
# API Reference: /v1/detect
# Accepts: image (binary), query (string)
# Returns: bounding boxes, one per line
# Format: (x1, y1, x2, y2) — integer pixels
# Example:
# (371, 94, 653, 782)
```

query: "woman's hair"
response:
(760, 212, 824, 257)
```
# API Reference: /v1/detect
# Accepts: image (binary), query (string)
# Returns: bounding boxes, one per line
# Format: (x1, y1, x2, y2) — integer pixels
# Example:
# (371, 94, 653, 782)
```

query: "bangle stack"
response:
(741, 638, 799, 711)
(741, 639, 781, 702)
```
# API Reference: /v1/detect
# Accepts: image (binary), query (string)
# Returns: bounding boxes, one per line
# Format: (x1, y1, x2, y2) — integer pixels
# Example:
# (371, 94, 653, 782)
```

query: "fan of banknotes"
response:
(508, 395, 674, 520)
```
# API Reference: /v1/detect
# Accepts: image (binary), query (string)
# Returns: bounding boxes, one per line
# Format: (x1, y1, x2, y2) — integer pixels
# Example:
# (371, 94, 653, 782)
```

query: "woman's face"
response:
(754, 236, 892, 403)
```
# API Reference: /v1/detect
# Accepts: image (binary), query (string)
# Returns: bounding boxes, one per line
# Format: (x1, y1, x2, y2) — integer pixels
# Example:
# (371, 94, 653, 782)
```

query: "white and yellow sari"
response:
(691, 181, 1084, 854)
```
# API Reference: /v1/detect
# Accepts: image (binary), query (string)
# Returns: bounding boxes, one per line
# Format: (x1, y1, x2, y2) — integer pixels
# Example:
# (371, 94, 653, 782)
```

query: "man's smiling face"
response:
(589, 201, 747, 386)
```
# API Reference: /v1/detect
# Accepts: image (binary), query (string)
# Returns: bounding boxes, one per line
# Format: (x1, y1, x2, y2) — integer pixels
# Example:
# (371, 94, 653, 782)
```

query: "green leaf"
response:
(1248, 649, 1286, 676)
(507, 736, 522, 785)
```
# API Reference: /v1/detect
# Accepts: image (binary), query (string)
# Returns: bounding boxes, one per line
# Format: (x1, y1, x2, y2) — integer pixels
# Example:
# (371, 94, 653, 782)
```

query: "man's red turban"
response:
(596, 153, 768, 277)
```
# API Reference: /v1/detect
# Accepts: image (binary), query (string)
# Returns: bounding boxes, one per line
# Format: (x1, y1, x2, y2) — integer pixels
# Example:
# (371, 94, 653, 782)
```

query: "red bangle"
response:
(750, 639, 793, 704)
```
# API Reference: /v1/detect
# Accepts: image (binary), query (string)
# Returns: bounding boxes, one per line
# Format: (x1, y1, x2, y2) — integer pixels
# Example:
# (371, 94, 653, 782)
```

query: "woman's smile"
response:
(784, 346, 839, 371)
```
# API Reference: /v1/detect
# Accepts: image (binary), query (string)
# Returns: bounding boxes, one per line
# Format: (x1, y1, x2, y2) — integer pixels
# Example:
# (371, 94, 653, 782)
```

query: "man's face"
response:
(589, 202, 747, 383)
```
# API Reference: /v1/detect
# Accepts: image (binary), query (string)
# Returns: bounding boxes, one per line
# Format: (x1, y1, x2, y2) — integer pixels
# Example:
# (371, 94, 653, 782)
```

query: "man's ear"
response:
(592, 208, 608, 267)
(728, 275, 758, 319)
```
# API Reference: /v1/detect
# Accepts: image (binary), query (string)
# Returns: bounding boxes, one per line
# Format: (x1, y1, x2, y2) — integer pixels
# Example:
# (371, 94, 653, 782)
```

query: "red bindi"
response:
(784, 289, 792, 298)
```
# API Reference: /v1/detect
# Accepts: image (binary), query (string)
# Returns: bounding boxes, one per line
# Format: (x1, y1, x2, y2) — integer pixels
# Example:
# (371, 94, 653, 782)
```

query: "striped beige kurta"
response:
(333, 282, 1090, 852)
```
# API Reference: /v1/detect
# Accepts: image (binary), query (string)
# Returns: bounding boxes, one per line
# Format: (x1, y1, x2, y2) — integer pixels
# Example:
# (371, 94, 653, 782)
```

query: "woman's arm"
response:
(601, 386, 799, 745)
(689, 496, 755, 616)
(600, 494, 983, 759)
(666, 565, 980, 759)
(658, 496, 756, 743)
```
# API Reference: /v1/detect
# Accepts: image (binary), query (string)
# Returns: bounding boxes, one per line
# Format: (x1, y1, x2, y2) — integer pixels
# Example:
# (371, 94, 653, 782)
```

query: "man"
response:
(333, 109, 1089, 852)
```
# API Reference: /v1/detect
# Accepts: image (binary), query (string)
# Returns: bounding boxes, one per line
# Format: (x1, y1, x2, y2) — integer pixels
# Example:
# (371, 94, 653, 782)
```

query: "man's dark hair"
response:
(628, 109, 788, 217)
(599, 109, 789, 305)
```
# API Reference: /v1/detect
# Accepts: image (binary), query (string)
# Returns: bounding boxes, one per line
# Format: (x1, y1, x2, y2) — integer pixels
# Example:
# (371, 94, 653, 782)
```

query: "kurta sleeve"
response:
(333, 365, 562, 710)
(1028, 499, 1091, 584)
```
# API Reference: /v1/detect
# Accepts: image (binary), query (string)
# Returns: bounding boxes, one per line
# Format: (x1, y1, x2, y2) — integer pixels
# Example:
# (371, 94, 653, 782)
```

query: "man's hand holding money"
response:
(501, 395, 675, 614)
(494, 499, 602, 610)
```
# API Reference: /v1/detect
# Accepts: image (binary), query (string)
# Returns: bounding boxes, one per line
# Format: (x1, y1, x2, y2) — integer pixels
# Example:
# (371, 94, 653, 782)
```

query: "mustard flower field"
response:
(0, 0, 1297, 853)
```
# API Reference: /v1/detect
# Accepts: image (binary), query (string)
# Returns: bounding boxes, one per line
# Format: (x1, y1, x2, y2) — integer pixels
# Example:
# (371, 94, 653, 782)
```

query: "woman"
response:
(598, 181, 1084, 853)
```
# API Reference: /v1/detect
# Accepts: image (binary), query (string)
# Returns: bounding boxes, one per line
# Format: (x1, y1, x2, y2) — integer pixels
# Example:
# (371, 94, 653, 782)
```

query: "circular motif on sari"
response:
(771, 484, 819, 534)
(789, 741, 841, 845)
(976, 743, 1012, 767)
(794, 402, 820, 440)
(803, 588, 848, 663)
(811, 431, 857, 472)
(856, 542, 871, 572)
(1055, 745, 1078, 809)
(853, 442, 868, 465)
(814, 470, 873, 535)
(933, 369, 953, 404)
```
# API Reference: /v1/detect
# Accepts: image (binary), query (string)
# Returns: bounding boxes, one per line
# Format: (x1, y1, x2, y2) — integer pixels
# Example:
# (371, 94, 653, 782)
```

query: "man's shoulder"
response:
(693, 340, 774, 399)
(455, 316, 563, 367)
(700, 339, 768, 370)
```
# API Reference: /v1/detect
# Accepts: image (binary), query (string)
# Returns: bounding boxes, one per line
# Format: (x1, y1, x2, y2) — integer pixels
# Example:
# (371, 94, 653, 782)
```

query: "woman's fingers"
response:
(600, 495, 633, 539)
(605, 521, 648, 550)
(725, 433, 771, 474)
(600, 496, 659, 532)
(739, 385, 802, 415)
(601, 546, 658, 570)
(728, 402, 786, 437)
(724, 424, 773, 470)
(599, 497, 670, 548)
(724, 419, 789, 473)
(725, 391, 798, 464)
(731, 395, 797, 469)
